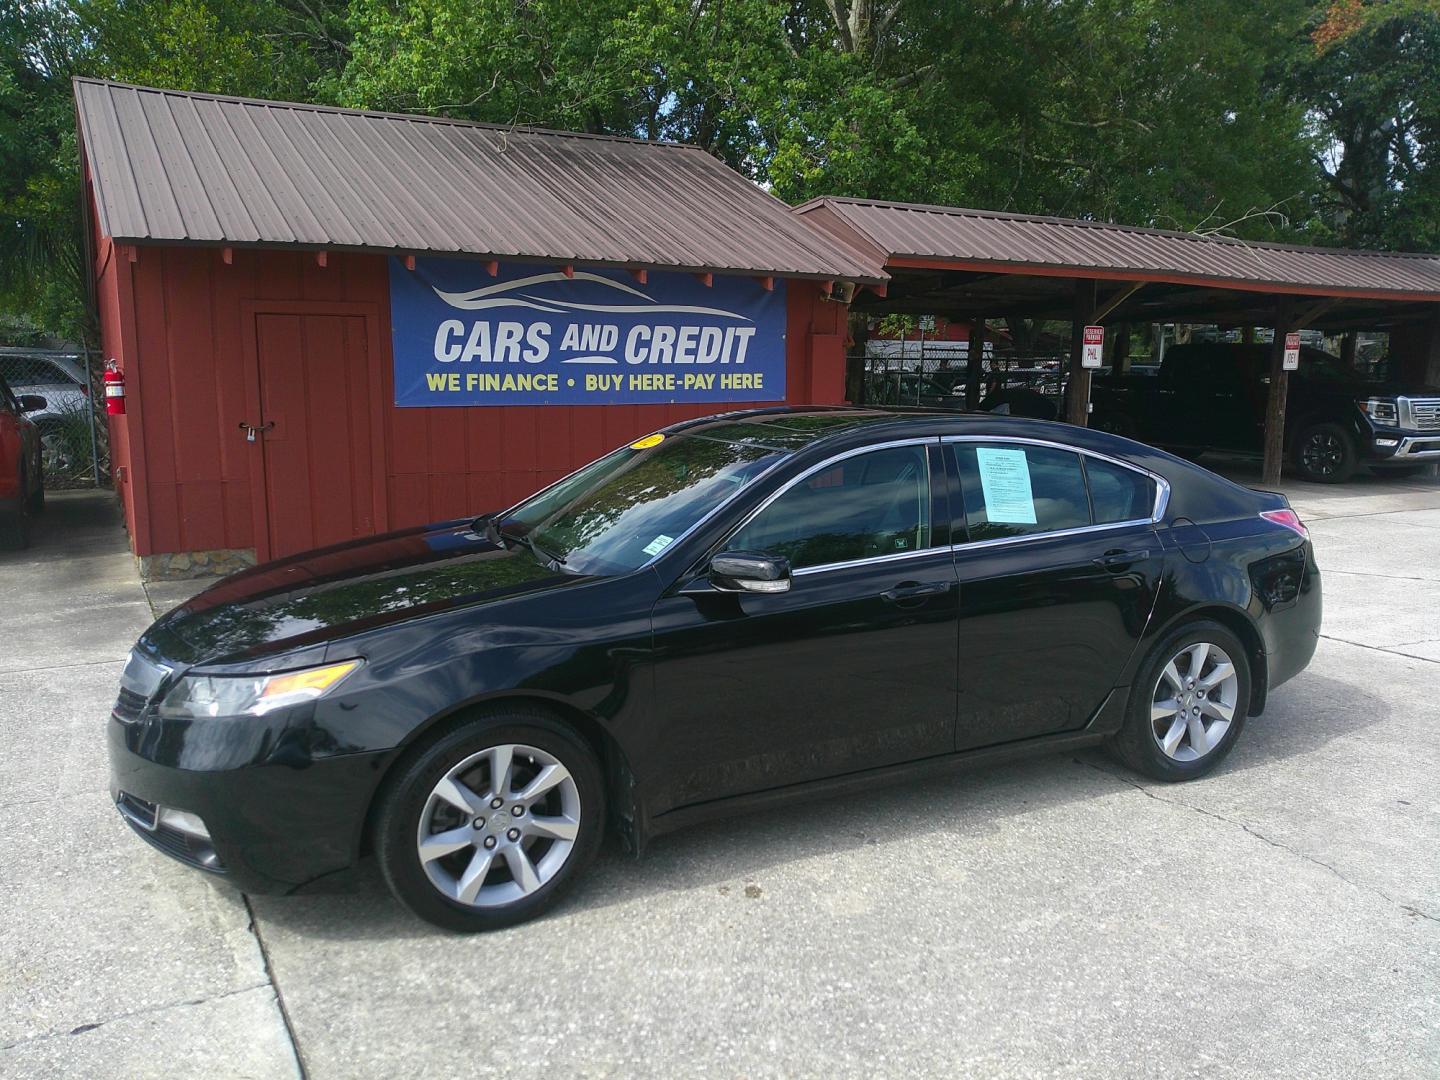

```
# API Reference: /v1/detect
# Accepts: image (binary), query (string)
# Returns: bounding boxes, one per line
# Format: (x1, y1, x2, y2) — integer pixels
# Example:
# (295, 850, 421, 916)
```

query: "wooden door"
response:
(251, 311, 378, 559)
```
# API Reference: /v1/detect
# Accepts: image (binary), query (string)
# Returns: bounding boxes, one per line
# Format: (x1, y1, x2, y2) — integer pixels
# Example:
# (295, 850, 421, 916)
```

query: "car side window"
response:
(1085, 457, 1155, 524)
(728, 444, 932, 570)
(951, 442, 1089, 541)
(0, 376, 16, 415)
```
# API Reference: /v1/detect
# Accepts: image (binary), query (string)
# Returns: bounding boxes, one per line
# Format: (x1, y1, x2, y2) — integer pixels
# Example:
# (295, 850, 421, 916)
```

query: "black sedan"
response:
(110, 409, 1321, 930)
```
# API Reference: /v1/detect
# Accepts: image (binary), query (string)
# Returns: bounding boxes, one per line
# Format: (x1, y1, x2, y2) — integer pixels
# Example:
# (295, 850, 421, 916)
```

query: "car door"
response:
(945, 438, 1165, 751)
(647, 439, 959, 814)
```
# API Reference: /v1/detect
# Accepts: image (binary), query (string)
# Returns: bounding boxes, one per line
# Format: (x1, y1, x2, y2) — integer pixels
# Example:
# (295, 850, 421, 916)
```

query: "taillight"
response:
(1260, 508, 1307, 539)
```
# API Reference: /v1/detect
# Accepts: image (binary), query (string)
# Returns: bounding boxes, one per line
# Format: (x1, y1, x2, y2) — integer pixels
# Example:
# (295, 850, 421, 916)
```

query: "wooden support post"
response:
(965, 317, 986, 410)
(1065, 279, 1099, 426)
(847, 313, 870, 406)
(1113, 323, 1131, 374)
(1261, 298, 1295, 487)
(1340, 331, 1358, 369)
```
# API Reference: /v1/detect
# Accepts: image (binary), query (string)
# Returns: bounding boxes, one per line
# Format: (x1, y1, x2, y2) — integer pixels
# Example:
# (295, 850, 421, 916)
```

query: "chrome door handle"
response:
(1092, 549, 1149, 571)
(881, 581, 952, 604)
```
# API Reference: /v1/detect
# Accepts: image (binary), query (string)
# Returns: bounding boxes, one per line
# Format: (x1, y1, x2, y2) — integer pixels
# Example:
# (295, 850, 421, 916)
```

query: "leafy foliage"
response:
(3, 0, 1439, 344)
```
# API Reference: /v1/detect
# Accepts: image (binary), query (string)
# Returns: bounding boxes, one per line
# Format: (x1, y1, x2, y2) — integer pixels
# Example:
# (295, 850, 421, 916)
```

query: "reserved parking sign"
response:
(1283, 332, 1301, 371)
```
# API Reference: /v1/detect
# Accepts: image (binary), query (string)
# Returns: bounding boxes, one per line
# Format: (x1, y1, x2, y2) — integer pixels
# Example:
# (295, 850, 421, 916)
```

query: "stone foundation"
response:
(137, 547, 257, 581)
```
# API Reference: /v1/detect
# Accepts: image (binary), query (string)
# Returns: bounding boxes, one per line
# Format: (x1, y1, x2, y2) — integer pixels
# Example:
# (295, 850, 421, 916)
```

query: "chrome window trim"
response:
(706, 437, 943, 573)
(792, 546, 946, 578)
(948, 517, 1157, 555)
(941, 434, 1171, 526)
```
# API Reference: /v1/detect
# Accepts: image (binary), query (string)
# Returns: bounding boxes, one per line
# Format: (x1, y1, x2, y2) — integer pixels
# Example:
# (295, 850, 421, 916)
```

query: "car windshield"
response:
(497, 434, 788, 576)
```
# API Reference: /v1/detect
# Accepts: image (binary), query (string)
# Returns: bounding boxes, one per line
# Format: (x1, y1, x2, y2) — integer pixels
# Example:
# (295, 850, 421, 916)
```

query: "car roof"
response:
(659, 405, 1141, 458)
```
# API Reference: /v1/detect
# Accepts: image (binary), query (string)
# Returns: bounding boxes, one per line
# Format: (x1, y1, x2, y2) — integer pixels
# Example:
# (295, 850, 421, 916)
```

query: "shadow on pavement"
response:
(249, 664, 1388, 942)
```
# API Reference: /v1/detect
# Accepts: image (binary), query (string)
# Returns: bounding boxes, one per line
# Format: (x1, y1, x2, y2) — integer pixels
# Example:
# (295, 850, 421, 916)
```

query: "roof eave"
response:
(102, 235, 889, 285)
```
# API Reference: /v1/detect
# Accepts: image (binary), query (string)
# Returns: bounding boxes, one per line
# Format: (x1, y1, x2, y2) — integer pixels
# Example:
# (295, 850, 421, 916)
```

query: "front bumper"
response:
(108, 715, 391, 894)
(1364, 429, 1440, 463)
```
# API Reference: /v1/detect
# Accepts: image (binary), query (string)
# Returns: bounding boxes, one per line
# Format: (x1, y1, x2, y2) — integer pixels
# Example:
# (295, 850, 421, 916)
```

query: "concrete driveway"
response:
(3, 473, 1437, 1079)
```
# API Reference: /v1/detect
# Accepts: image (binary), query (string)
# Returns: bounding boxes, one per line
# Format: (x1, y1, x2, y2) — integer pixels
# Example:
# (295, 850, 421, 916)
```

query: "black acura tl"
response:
(110, 408, 1321, 930)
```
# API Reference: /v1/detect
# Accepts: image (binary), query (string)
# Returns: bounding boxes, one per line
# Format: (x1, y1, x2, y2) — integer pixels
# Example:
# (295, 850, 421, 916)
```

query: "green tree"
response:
(1292, 0, 1440, 248)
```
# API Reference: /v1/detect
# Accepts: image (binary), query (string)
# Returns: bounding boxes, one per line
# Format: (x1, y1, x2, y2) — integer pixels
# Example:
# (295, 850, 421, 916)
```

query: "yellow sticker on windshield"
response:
(629, 433, 665, 450)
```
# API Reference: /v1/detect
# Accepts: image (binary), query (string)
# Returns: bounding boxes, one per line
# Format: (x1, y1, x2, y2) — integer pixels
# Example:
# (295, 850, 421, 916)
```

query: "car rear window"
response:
(1085, 456, 1155, 524)
(952, 443, 1090, 541)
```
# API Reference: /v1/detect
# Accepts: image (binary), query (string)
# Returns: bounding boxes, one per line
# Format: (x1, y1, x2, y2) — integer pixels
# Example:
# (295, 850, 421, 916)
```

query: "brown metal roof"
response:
(796, 196, 1440, 302)
(74, 79, 885, 282)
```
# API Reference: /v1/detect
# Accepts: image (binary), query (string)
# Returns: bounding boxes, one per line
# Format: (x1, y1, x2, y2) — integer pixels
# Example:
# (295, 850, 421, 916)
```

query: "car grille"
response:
(113, 649, 170, 722)
(113, 686, 147, 723)
(1410, 398, 1440, 430)
(116, 793, 225, 873)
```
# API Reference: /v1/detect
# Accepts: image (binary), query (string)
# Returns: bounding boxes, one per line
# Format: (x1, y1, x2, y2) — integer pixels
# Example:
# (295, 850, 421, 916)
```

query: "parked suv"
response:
(1090, 342, 1440, 482)
(0, 374, 47, 548)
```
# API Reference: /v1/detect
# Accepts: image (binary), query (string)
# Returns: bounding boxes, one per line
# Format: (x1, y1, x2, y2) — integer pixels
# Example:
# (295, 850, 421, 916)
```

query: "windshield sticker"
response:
(630, 433, 666, 450)
(975, 447, 1038, 524)
(642, 534, 675, 557)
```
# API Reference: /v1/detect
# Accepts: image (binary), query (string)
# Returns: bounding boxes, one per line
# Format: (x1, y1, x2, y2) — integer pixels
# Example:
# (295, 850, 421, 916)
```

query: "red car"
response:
(0, 374, 46, 548)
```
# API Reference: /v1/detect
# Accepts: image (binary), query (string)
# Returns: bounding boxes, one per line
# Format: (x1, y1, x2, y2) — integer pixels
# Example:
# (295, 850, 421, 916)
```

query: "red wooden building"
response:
(76, 79, 884, 577)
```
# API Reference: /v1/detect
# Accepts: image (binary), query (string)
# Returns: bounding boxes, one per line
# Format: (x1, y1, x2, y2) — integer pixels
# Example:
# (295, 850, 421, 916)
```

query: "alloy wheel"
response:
(1150, 641, 1239, 762)
(1300, 431, 1343, 478)
(416, 743, 581, 908)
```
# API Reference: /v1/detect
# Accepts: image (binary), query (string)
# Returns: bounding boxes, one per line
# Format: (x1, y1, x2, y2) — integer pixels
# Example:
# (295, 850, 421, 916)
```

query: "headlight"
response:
(157, 660, 362, 719)
(1359, 397, 1398, 426)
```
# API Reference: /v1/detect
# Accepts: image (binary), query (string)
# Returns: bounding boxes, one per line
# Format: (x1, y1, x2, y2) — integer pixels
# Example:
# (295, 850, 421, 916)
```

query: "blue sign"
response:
(389, 257, 787, 407)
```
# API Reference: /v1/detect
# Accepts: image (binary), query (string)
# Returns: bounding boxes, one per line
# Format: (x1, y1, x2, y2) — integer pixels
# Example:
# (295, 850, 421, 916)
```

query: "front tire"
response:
(1109, 620, 1251, 782)
(1293, 421, 1357, 483)
(376, 707, 605, 931)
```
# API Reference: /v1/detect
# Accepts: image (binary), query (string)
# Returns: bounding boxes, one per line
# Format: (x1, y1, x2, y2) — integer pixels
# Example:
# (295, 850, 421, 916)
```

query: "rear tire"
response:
(0, 469, 32, 550)
(0, 509, 29, 550)
(1109, 620, 1251, 782)
(1293, 421, 1357, 483)
(376, 706, 605, 931)
(25, 468, 44, 514)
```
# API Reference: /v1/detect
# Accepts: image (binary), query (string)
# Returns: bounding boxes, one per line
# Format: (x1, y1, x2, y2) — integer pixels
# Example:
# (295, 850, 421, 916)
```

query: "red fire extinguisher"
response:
(103, 359, 126, 416)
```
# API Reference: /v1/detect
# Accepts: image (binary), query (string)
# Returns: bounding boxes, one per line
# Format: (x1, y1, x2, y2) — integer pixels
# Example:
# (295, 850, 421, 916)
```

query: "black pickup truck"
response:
(1090, 342, 1440, 482)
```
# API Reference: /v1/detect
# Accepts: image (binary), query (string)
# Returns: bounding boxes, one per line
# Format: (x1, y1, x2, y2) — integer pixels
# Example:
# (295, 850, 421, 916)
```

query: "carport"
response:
(796, 197, 1440, 483)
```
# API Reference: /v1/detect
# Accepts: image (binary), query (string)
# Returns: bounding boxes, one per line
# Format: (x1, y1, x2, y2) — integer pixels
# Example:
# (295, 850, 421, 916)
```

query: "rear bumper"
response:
(1262, 548, 1322, 695)
(108, 716, 390, 894)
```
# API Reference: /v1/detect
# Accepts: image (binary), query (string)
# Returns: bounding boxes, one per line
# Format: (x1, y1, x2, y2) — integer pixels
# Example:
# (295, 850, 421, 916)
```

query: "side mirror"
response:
(709, 551, 791, 594)
(17, 394, 46, 413)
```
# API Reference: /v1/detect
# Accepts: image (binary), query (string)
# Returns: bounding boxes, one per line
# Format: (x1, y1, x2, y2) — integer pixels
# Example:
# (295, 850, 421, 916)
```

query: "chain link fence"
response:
(0, 347, 109, 489)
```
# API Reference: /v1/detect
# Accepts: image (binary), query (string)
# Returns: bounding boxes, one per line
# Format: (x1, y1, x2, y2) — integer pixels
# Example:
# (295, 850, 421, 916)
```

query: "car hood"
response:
(143, 520, 587, 668)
